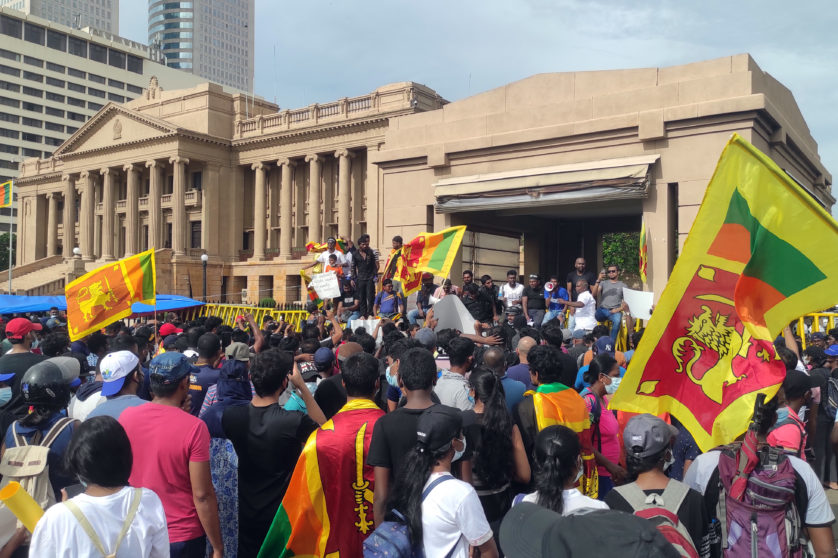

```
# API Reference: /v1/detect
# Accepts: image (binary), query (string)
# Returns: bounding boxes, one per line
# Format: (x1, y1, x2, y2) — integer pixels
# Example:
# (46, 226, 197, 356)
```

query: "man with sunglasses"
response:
(595, 265, 629, 342)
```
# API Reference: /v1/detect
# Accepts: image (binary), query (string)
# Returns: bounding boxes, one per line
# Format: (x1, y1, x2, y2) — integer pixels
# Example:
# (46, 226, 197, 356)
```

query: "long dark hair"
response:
(532, 425, 580, 514)
(583, 352, 617, 386)
(468, 368, 513, 484)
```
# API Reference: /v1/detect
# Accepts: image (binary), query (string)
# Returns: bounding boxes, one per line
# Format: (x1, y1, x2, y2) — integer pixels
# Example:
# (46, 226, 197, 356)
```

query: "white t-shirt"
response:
(521, 488, 609, 515)
(422, 473, 494, 557)
(684, 450, 835, 527)
(30, 486, 169, 557)
(501, 283, 525, 307)
(574, 291, 597, 330)
(68, 390, 107, 421)
(316, 250, 346, 269)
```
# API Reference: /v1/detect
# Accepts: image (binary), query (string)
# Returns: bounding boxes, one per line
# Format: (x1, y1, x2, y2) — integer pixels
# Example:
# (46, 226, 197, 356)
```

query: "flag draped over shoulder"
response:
(0, 180, 11, 208)
(639, 220, 648, 284)
(258, 399, 384, 558)
(393, 226, 467, 295)
(306, 239, 348, 254)
(609, 134, 838, 450)
(65, 249, 156, 341)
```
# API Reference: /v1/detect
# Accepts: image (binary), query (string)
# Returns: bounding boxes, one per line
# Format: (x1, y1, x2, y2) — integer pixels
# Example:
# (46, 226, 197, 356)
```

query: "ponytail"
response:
(532, 425, 581, 514)
(469, 368, 513, 484)
(386, 444, 450, 545)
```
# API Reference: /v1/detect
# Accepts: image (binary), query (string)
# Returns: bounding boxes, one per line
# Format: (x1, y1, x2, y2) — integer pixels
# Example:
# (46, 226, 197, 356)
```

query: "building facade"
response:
(0, 0, 117, 33)
(149, 0, 254, 93)
(13, 55, 833, 302)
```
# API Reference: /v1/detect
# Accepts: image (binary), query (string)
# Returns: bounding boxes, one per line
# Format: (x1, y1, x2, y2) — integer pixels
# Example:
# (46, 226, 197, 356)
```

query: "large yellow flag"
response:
(610, 134, 838, 450)
(65, 250, 156, 341)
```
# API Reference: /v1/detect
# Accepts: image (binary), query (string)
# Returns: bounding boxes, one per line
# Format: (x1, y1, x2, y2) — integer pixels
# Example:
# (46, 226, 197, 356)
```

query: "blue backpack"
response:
(363, 475, 457, 558)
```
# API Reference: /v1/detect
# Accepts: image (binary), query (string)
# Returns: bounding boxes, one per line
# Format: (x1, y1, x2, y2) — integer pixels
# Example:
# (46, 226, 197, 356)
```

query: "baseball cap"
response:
(783, 370, 819, 399)
(593, 336, 615, 356)
(416, 405, 462, 453)
(414, 328, 437, 351)
(337, 341, 363, 362)
(162, 334, 179, 350)
(572, 329, 586, 340)
(225, 342, 251, 362)
(623, 414, 678, 459)
(159, 323, 183, 337)
(149, 352, 195, 385)
(314, 347, 335, 370)
(811, 332, 826, 341)
(825, 344, 838, 357)
(99, 350, 140, 397)
(5, 318, 42, 340)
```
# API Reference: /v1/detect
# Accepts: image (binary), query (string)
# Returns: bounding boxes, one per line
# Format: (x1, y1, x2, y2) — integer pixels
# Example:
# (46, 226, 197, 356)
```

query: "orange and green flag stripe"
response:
(528, 382, 591, 433)
(403, 225, 466, 277)
(0, 180, 11, 208)
(119, 249, 156, 304)
(708, 188, 825, 329)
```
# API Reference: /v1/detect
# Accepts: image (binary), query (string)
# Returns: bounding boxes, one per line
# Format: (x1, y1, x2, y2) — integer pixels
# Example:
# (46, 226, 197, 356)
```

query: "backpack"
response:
(0, 417, 73, 515)
(823, 376, 838, 420)
(64, 487, 142, 558)
(716, 443, 807, 558)
(582, 391, 603, 452)
(612, 481, 699, 558)
(363, 475, 458, 558)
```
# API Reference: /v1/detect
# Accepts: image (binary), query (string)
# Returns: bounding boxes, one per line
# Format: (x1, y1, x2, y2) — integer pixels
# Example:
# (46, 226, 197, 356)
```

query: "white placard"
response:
(622, 287, 654, 321)
(309, 272, 341, 300)
(349, 318, 383, 342)
(432, 295, 476, 335)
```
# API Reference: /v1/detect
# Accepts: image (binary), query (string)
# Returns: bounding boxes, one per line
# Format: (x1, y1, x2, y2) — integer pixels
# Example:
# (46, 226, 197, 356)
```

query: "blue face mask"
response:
(0, 387, 10, 407)
(467, 394, 475, 404)
(605, 376, 622, 395)
(385, 366, 399, 388)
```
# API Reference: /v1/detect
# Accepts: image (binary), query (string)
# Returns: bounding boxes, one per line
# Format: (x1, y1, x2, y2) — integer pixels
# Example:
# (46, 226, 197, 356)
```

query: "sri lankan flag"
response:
(639, 220, 648, 284)
(299, 270, 323, 309)
(305, 238, 348, 254)
(0, 180, 11, 208)
(65, 249, 156, 341)
(609, 134, 838, 450)
(258, 399, 384, 558)
(393, 225, 467, 295)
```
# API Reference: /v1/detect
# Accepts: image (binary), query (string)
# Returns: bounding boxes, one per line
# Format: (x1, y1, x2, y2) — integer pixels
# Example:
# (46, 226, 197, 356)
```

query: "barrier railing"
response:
(797, 313, 838, 350)
(184, 304, 308, 330)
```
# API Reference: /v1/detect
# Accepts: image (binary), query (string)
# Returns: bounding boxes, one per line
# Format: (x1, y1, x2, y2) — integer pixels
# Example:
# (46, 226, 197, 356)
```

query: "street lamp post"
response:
(201, 253, 208, 301)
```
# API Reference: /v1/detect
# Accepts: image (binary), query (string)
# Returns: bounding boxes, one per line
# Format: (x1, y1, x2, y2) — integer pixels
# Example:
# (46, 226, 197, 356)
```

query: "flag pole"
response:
(7, 181, 12, 294)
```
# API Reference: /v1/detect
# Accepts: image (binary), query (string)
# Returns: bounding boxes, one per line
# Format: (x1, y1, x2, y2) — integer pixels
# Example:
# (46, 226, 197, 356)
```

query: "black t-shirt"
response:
(314, 373, 347, 420)
(353, 249, 378, 281)
(605, 483, 710, 555)
(565, 270, 598, 300)
(462, 295, 492, 323)
(189, 364, 220, 416)
(221, 403, 318, 556)
(523, 286, 546, 310)
(0, 352, 45, 397)
(367, 405, 432, 478)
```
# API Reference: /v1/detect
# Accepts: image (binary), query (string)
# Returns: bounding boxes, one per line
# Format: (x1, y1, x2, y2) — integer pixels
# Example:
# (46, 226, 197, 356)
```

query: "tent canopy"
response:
(0, 294, 204, 315)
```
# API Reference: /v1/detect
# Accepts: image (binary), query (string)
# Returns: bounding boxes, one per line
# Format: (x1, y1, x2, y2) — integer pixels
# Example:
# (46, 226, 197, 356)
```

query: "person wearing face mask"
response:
(380, 404, 499, 558)
(580, 352, 626, 499)
(768, 370, 820, 460)
(514, 424, 608, 514)
(0, 372, 16, 435)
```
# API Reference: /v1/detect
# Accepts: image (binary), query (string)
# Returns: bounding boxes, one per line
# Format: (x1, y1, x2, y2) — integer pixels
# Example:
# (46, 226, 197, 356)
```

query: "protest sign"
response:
(309, 272, 340, 300)
(622, 288, 654, 321)
(432, 295, 476, 335)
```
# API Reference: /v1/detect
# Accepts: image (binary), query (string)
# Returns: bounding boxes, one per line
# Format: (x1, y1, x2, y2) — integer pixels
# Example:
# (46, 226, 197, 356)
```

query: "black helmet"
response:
(21, 361, 71, 409)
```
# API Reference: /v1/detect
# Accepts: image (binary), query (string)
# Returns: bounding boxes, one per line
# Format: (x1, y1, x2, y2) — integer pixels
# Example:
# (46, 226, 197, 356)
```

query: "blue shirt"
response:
(545, 287, 570, 311)
(375, 291, 399, 314)
(506, 363, 534, 392)
(500, 375, 526, 412)
(87, 395, 147, 420)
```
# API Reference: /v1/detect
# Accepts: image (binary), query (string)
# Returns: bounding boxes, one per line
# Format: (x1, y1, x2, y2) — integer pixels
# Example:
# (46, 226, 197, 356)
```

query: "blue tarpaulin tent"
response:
(0, 294, 204, 315)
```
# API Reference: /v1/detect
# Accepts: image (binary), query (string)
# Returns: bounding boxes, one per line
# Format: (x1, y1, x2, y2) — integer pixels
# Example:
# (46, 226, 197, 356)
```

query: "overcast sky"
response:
(120, 0, 837, 200)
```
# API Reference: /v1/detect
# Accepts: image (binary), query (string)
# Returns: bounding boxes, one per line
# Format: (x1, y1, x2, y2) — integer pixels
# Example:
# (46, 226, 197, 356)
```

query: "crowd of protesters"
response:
(0, 247, 832, 557)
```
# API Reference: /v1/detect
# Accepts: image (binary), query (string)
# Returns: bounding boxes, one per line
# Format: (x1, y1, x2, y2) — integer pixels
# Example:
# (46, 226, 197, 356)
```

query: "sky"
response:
(120, 0, 838, 200)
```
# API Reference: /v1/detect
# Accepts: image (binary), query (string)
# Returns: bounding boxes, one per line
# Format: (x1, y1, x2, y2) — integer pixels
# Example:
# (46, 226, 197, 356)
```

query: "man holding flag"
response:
(258, 352, 384, 558)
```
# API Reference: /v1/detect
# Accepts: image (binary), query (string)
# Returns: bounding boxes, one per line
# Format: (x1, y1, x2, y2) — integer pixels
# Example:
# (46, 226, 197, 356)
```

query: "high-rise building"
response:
(0, 0, 117, 33)
(148, 0, 254, 93)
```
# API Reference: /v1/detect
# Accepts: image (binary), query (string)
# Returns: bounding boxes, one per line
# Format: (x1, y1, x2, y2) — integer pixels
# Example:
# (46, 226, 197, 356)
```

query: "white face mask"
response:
(453, 436, 467, 462)
(605, 376, 621, 395)
(573, 457, 584, 484)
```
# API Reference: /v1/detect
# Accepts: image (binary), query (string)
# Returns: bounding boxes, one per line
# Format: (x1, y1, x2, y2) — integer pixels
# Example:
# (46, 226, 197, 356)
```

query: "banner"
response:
(309, 272, 341, 300)
(609, 134, 838, 450)
(65, 250, 156, 340)
(0, 181, 11, 208)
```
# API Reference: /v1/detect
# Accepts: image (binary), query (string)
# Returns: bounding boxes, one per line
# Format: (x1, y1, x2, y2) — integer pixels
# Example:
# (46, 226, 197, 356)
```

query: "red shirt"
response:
(120, 402, 211, 542)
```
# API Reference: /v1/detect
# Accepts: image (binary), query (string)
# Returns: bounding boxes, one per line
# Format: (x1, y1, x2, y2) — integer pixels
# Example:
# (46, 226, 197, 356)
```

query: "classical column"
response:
(169, 156, 189, 256)
(100, 168, 115, 260)
(61, 175, 75, 259)
(201, 163, 220, 254)
(335, 149, 354, 239)
(251, 162, 267, 260)
(123, 163, 140, 256)
(79, 171, 94, 260)
(146, 160, 163, 249)
(305, 154, 321, 242)
(46, 193, 58, 257)
(278, 158, 295, 258)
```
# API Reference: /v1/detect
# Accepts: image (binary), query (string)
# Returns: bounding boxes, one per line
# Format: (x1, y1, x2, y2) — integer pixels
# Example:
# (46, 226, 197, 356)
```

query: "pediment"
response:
(52, 103, 180, 157)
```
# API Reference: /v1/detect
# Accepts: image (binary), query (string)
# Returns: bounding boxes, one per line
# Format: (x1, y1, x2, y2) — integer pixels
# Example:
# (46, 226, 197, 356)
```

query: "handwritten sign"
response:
(310, 272, 341, 300)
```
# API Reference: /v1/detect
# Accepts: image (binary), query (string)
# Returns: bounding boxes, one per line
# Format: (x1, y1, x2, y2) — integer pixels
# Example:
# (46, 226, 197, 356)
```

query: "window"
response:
(88, 88, 104, 98)
(0, 128, 19, 139)
(108, 49, 125, 69)
(23, 23, 45, 45)
(23, 71, 43, 83)
(0, 161, 18, 170)
(127, 55, 142, 74)
(0, 49, 18, 62)
(126, 84, 143, 95)
(108, 93, 124, 103)
(191, 171, 202, 190)
(44, 121, 63, 132)
(190, 221, 201, 249)
(23, 55, 42, 67)
(45, 92, 64, 102)
(67, 97, 85, 108)
(67, 82, 85, 93)
(0, 65, 19, 77)
(44, 136, 62, 147)
(22, 117, 41, 128)
(0, 81, 18, 92)
(0, 16, 21, 39)
(22, 86, 42, 98)
(0, 145, 16, 154)
(45, 107, 64, 117)
(22, 101, 42, 113)
(68, 68, 85, 79)
(46, 77, 64, 88)
(46, 30, 66, 52)
(0, 112, 19, 123)
(66, 126, 78, 134)
(88, 73, 104, 84)
(89, 43, 106, 64)
(88, 101, 103, 111)
(46, 62, 64, 73)
(68, 36, 87, 57)
(21, 132, 41, 143)
(107, 79, 124, 89)
(22, 148, 41, 157)
(0, 97, 17, 108)
(67, 112, 85, 122)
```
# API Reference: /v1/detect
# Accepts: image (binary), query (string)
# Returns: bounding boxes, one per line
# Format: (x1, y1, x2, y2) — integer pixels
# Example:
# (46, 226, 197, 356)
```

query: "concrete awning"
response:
(434, 154, 660, 213)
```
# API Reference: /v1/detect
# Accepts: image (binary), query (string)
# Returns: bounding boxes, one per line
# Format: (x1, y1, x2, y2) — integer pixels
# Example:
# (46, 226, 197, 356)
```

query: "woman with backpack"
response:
(514, 424, 608, 514)
(30, 416, 169, 556)
(380, 405, 498, 557)
(462, 368, 531, 535)
(580, 353, 626, 498)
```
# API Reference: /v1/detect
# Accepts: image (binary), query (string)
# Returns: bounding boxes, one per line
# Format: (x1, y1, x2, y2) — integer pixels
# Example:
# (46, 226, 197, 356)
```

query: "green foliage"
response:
(602, 232, 640, 275)
(258, 297, 276, 308)
(0, 233, 14, 271)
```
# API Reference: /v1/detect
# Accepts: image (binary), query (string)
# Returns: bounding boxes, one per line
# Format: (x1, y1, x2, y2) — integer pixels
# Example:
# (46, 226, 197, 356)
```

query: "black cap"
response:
(416, 405, 462, 453)
(783, 370, 818, 399)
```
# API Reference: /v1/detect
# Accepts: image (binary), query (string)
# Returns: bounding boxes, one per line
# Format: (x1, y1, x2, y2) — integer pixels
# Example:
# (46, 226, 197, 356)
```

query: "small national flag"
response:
(393, 226, 467, 295)
(609, 134, 838, 450)
(258, 399, 384, 558)
(65, 250, 156, 341)
(299, 270, 323, 309)
(0, 180, 12, 208)
(639, 220, 648, 284)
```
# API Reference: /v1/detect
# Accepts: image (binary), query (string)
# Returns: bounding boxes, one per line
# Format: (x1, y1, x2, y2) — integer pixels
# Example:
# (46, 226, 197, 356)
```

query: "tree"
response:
(602, 232, 639, 281)
(0, 232, 14, 271)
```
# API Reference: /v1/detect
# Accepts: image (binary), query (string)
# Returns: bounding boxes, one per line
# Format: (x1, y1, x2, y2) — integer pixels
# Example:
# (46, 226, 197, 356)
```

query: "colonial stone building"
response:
(12, 54, 833, 302)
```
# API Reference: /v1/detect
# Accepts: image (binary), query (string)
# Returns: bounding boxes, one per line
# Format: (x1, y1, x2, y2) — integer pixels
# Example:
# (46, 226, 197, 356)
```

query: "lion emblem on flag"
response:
(76, 279, 117, 322)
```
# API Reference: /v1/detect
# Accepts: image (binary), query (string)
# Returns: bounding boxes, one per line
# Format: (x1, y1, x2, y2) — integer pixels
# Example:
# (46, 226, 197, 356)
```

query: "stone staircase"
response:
(0, 259, 69, 295)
